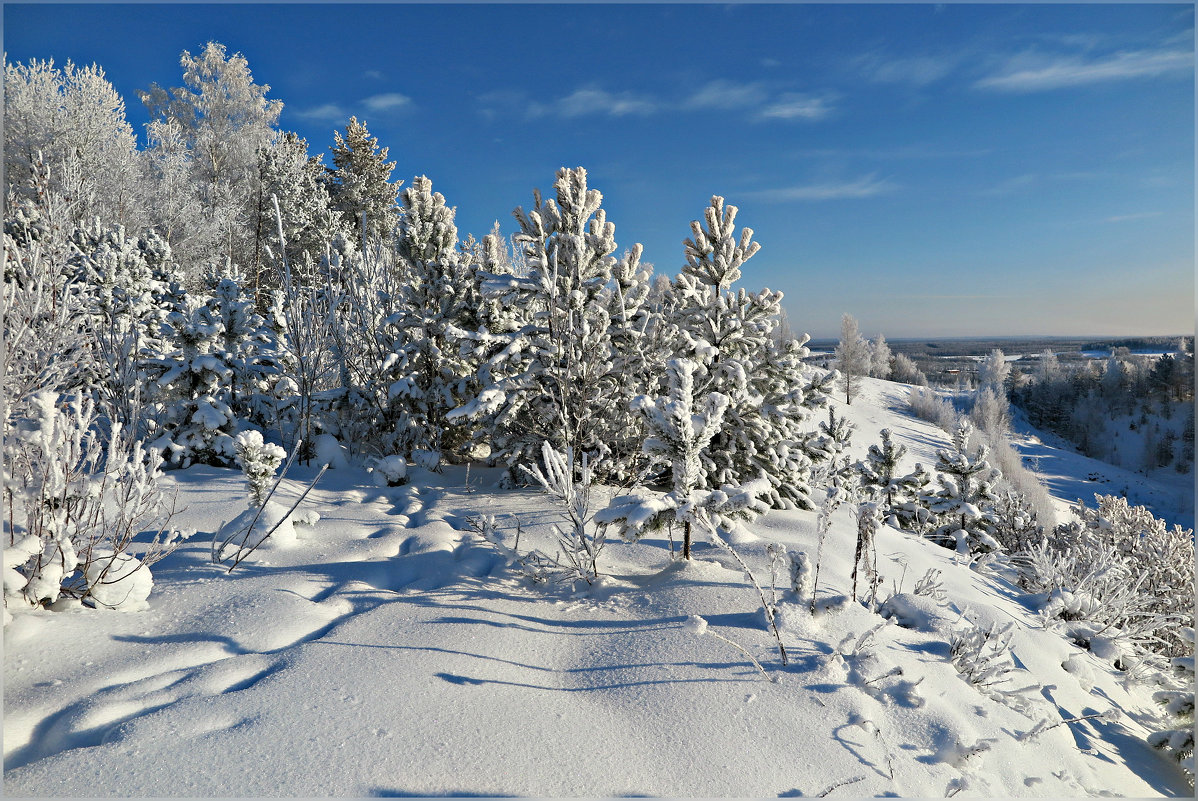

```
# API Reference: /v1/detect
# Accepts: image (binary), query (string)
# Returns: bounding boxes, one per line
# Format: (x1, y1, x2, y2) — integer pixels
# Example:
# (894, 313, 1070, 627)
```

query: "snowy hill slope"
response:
(3, 378, 1192, 797)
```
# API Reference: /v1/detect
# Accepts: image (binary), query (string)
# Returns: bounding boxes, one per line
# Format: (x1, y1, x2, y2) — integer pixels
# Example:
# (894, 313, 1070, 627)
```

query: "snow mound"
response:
(83, 551, 153, 612)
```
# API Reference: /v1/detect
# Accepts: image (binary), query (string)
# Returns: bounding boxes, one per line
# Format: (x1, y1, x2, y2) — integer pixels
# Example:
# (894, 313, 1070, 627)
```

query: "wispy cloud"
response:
(293, 103, 348, 122)
(980, 173, 1038, 196)
(855, 52, 958, 87)
(363, 69, 384, 80)
(478, 81, 835, 123)
(757, 92, 835, 121)
(746, 174, 897, 202)
(975, 47, 1193, 91)
(363, 92, 411, 112)
(792, 145, 993, 160)
(529, 87, 657, 118)
(1105, 211, 1162, 223)
(684, 79, 768, 110)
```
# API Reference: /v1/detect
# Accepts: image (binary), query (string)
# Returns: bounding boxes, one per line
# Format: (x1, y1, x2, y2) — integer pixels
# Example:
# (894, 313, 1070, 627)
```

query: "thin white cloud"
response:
(975, 47, 1193, 91)
(792, 145, 993, 160)
(478, 83, 837, 123)
(547, 87, 657, 118)
(856, 52, 958, 86)
(293, 103, 348, 122)
(363, 70, 384, 80)
(747, 174, 896, 202)
(684, 79, 768, 110)
(980, 173, 1038, 196)
(363, 92, 412, 112)
(757, 92, 834, 121)
(1105, 211, 1162, 223)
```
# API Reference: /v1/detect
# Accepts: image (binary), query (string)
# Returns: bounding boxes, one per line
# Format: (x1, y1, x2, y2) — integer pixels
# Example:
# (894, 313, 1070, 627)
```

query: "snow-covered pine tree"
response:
(204, 262, 270, 421)
(928, 420, 1002, 554)
(68, 219, 174, 431)
(598, 242, 660, 480)
(389, 175, 480, 460)
(255, 132, 345, 299)
(890, 463, 935, 534)
(330, 116, 401, 243)
(143, 293, 238, 466)
(451, 167, 634, 481)
(603, 358, 728, 558)
(858, 428, 908, 519)
(667, 194, 823, 509)
(834, 313, 870, 404)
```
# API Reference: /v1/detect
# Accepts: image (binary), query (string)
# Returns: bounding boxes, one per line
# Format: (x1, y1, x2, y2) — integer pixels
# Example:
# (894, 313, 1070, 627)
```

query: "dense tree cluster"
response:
(3, 43, 837, 612)
(1013, 343, 1194, 473)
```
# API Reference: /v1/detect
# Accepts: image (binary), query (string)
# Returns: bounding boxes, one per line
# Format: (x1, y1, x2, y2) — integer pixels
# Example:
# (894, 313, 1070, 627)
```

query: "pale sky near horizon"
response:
(4, 2, 1194, 339)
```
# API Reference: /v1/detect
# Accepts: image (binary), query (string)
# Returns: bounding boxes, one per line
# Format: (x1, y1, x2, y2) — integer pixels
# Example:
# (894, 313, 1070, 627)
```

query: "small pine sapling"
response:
(233, 430, 287, 508)
(522, 441, 607, 585)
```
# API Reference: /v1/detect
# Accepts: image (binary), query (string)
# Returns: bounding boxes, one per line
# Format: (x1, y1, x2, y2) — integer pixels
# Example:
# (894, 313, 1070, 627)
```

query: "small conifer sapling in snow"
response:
(234, 430, 286, 508)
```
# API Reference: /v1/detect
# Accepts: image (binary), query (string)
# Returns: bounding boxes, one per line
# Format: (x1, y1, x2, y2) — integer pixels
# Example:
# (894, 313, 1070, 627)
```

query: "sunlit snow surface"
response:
(3, 378, 1192, 797)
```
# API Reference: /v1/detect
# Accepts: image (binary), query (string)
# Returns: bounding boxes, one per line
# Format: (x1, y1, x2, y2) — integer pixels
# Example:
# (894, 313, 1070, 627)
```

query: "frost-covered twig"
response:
(815, 774, 866, 797)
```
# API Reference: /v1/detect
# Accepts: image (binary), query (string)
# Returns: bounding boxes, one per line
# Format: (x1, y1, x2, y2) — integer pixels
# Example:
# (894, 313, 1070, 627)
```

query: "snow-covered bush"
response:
(370, 454, 409, 487)
(233, 430, 286, 508)
(3, 392, 189, 617)
(83, 550, 154, 611)
(908, 386, 963, 432)
(949, 619, 1037, 712)
(1020, 495, 1193, 659)
(1148, 627, 1195, 783)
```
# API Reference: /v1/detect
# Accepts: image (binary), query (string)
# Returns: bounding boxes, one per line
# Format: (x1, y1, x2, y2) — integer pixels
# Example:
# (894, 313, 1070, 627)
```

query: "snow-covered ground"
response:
(1006, 405, 1194, 533)
(4, 378, 1193, 797)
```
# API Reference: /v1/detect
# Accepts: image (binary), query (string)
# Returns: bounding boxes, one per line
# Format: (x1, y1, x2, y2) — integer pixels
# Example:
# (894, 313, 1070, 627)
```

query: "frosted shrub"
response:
(1148, 627, 1194, 782)
(949, 619, 1038, 712)
(522, 441, 607, 586)
(233, 430, 286, 508)
(3, 392, 189, 616)
(1021, 495, 1194, 658)
(909, 386, 963, 432)
(370, 454, 408, 487)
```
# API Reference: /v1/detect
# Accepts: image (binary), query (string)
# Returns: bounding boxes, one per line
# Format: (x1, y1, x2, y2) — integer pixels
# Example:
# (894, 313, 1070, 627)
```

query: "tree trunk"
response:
(683, 520, 692, 560)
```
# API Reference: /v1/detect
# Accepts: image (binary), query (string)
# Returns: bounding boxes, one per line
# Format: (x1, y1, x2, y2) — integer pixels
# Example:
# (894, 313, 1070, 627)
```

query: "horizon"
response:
(3, 2, 1194, 339)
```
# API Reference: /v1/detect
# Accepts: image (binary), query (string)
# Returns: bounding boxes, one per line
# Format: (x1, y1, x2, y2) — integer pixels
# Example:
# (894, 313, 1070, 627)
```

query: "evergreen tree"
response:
(929, 420, 1002, 554)
(330, 116, 401, 242)
(858, 428, 907, 517)
(452, 167, 633, 480)
(144, 294, 238, 466)
(69, 219, 173, 430)
(667, 195, 823, 508)
(390, 175, 479, 458)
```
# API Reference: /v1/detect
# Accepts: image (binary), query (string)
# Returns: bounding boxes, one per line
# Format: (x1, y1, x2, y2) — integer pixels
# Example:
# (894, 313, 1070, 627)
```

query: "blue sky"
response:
(5, 2, 1194, 339)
